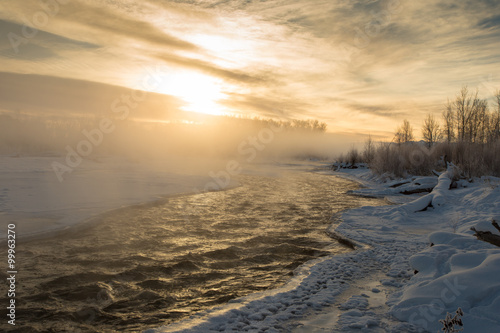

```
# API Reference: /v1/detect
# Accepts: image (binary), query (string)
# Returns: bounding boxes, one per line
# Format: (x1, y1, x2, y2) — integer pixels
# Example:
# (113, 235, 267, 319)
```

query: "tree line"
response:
(338, 86, 500, 178)
(408, 86, 500, 147)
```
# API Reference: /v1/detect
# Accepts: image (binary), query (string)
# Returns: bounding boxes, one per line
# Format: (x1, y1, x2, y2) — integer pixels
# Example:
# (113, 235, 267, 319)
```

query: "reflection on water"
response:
(4, 166, 383, 332)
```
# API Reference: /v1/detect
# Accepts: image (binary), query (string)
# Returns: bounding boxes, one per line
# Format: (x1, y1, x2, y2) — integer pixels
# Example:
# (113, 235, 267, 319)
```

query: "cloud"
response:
(345, 102, 407, 119)
(60, 4, 197, 50)
(0, 71, 185, 120)
(0, 19, 99, 60)
(478, 15, 500, 30)
(221, 93, 312, 118)
(0, 43, 57, 60)
(155, 52, 274, 85)
(0, 0, 198, 52)
(0, 0, 499, 137)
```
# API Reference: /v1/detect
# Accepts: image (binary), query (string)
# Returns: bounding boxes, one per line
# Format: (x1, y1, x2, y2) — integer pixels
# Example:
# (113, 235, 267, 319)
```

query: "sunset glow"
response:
(157, 71, 228, 116)
(2, 2, 500, 332)
(0, 0, 499, 137)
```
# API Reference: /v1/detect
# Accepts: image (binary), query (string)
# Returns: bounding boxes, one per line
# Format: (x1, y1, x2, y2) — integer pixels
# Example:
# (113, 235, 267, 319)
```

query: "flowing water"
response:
(2, 165, 383, 332)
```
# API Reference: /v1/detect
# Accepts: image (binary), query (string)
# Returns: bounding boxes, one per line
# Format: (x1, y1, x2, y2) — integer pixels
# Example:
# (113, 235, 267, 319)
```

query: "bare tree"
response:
(468, 98, 488, 143)
(363, 135, 375, 163)
(442, 100, 455, 143)
(347, 147, 359, 165)
(477, 100, 489, 144)
(454, 86, 486, 143)
(490, 90, 500, 142)
(422, 114, 441, 148)
(312, 119, 327, 132)
(394, 119, 414, 144)
(454, 86, 471, 142)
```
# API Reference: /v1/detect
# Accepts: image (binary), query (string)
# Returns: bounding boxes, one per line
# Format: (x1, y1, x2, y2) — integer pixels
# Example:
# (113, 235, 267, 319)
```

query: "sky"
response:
(0, 0, 499, 138)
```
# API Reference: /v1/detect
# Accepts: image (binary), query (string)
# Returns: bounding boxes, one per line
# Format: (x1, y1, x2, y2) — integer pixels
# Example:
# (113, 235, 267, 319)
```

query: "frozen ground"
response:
(149, 166, 500, 333)
(0, 154, 224, 240)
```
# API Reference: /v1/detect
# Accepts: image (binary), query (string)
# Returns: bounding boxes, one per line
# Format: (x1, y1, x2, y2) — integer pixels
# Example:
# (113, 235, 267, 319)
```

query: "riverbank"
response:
(327, 167, 500, 332)
(150, 166, 500, 332)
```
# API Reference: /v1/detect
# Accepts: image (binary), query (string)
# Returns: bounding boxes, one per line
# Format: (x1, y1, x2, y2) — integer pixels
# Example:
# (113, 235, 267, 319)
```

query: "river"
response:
(4, 164, 383, 332)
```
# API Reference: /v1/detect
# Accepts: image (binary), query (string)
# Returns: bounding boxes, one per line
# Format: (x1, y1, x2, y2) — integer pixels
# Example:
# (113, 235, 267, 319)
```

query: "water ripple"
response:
(5, 168, 383, 332)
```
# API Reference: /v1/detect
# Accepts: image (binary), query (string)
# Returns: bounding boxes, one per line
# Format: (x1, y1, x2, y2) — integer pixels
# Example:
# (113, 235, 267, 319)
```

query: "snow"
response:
(390, 165, 459, 214)
(148, 165, 500, 333)
(391, 232, 500, 332)
(0, 154, 228, 240)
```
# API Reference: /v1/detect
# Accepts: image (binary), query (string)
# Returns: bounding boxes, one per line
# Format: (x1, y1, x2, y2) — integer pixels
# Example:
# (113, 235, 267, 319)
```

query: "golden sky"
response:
(1, 0, 499, 138)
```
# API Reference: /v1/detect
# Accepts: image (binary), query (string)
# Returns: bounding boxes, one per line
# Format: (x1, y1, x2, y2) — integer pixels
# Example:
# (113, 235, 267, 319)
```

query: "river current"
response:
(3, 164, 382, 332)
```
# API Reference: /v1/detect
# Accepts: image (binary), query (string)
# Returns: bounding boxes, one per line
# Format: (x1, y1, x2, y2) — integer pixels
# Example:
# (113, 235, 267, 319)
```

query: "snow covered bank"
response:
(0, 154, 230, 240)
(392, 232, 500, 332)
(336, 168, 500, 332)
(148, 166, 500, 332)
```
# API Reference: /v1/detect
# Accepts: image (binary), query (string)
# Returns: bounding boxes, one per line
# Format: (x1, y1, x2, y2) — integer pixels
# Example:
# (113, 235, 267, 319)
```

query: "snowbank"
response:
(392, 232, 500, 332)
(336, 168, 500, 332)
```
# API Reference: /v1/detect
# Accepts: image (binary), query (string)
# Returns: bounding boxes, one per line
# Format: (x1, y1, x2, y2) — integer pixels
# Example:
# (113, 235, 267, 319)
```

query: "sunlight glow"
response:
(186, 33, 257, 68)
(158, 71, 228, 116)
(190, 35, 238, 54)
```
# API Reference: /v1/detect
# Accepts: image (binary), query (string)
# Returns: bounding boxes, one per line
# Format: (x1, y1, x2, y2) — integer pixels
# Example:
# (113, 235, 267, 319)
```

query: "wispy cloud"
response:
(0, 0, 499, 137)
(155, 52, 273, 85)
(58, 1, 199, 51)
(0, 71, 184, 119)
(0, 19, 99, 60)
(221, 92, 314, 118)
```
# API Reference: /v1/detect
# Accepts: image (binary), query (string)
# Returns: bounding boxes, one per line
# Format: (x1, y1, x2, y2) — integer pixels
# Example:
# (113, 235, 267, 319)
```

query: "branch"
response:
(471, 227, 500, 247)
(492, 220, 500, 233)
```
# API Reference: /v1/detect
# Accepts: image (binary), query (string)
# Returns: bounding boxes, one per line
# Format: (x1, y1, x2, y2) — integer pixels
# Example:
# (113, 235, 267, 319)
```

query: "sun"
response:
(156, 71, 227, 116)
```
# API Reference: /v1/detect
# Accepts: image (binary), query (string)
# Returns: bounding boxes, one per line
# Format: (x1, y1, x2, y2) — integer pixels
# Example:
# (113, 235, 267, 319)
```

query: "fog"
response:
(0, 112, 359, 171)
(0, 107, 360, 238)
(0, 72, 362, 176)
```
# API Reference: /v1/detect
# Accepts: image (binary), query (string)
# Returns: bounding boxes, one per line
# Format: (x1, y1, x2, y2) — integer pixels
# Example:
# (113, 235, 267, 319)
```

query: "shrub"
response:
(368, 141, 500, 178)
(369, 142, 439, 178)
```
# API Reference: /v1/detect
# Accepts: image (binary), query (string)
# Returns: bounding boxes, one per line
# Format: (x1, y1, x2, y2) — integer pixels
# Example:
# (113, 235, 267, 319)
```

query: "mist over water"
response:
(3, 166, 384, 332)
(0, 110, 357, 163)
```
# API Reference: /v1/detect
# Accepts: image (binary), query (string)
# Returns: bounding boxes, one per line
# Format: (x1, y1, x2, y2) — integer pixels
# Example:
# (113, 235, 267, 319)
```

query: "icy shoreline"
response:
(149, 166, 500, 333)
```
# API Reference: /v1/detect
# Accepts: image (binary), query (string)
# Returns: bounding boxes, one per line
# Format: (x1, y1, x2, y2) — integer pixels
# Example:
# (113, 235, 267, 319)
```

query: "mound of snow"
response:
(392, 232, 500, 332)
